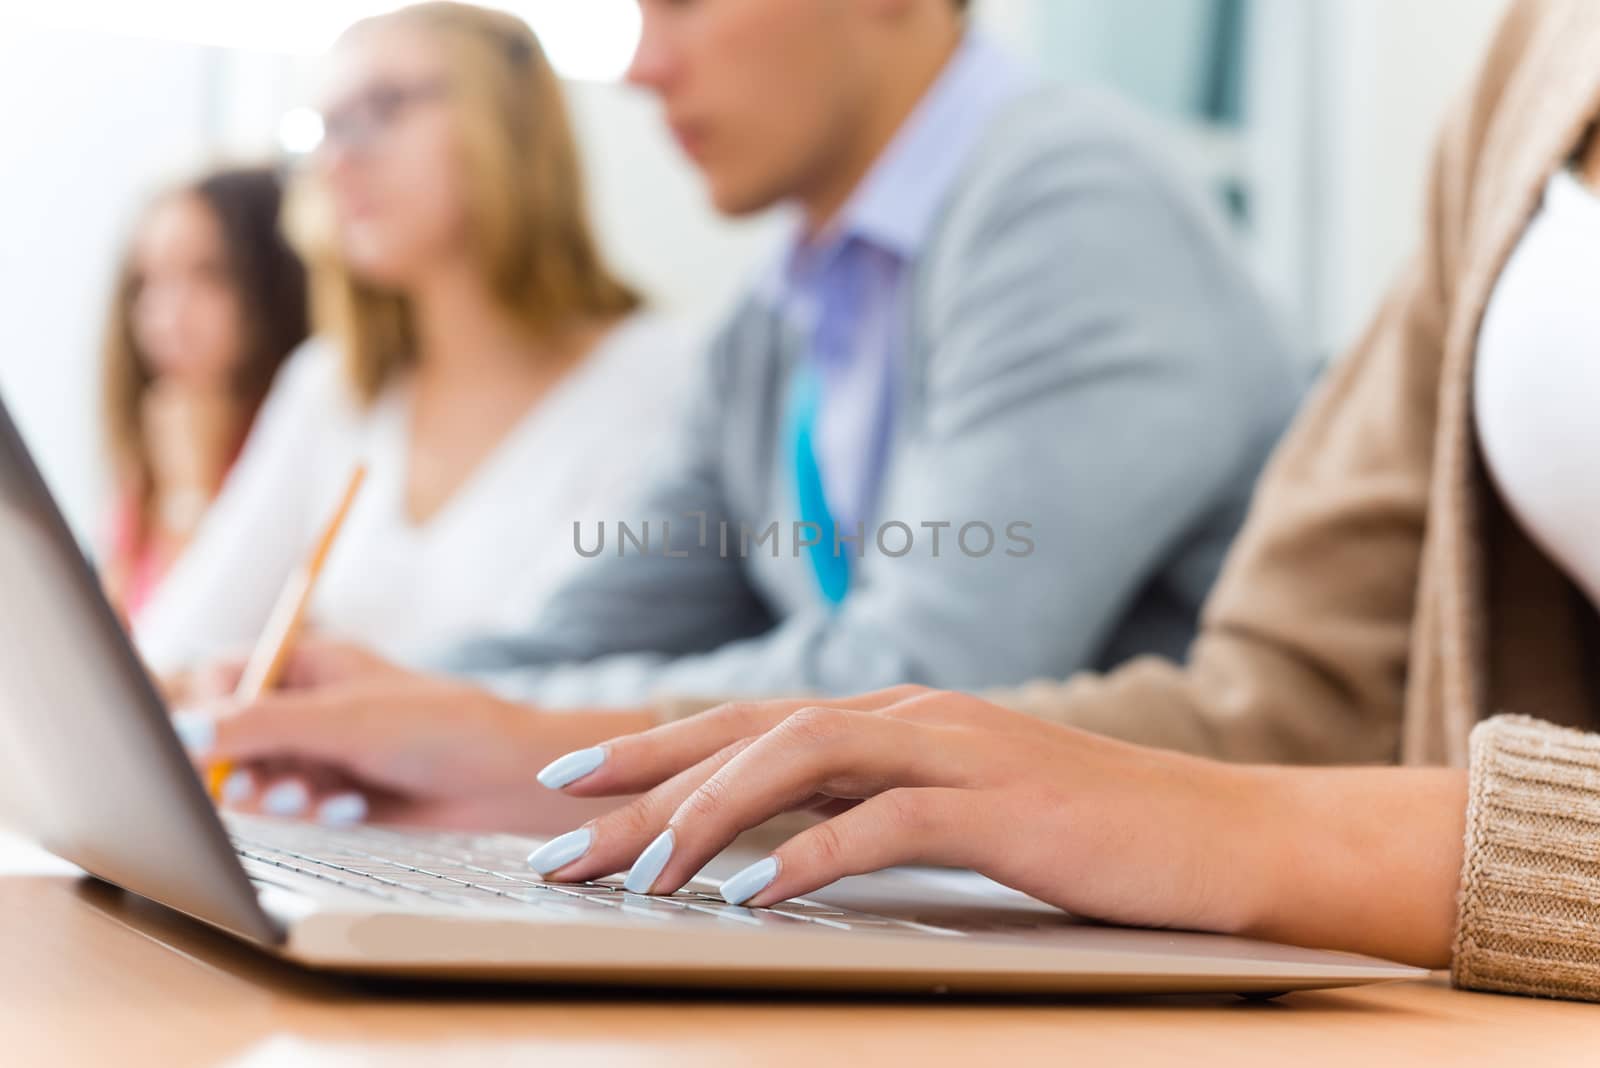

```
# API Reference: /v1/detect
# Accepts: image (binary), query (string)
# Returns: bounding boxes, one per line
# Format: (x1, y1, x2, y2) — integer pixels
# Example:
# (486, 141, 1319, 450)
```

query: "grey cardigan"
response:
(446, 85, 1308, 707)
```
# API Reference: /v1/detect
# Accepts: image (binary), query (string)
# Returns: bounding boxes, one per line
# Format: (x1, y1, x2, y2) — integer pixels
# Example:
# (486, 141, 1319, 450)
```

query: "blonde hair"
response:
(286, 1, 640, 404)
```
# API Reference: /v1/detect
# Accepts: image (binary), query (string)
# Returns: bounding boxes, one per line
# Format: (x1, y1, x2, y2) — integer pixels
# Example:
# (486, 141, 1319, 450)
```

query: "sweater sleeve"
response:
(1452, 715, 1600, 1001)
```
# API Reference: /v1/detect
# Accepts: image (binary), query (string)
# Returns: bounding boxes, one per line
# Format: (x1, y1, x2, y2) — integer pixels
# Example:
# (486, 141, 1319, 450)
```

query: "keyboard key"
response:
(228, 819, 972, 936)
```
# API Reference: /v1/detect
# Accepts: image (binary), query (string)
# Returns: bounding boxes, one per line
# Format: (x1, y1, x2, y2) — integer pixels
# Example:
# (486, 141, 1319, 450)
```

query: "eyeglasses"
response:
(316, 79, 450, 155)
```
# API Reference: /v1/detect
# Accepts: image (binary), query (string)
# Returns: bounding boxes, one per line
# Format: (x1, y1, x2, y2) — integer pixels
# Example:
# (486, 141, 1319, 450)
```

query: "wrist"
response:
(1178, 758, 1289, 938)
(1229, 764, 1469, 966)
(1219, 764, 1309, 942)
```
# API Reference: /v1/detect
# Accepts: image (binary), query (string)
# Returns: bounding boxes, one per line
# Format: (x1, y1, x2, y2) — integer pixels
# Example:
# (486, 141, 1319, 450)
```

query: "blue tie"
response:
(786, 363, 850, 606)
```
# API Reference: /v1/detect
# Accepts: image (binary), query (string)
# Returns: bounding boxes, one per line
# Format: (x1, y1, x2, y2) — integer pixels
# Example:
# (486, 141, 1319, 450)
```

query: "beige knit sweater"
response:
(657, 0, 1600, 1001)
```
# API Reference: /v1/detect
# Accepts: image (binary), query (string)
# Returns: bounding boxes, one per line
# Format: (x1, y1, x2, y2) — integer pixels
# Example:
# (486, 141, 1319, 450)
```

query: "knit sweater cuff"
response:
(1453, 714, 1600, 1000)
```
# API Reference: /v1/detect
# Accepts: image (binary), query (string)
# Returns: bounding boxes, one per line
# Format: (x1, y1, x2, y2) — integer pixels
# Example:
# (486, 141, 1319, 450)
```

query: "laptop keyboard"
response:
(228, 818, 964, 937)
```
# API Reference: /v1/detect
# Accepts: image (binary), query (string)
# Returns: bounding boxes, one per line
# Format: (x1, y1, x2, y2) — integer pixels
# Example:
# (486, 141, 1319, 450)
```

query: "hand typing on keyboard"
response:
(521, 686, 1267, 933)
(524, 689, 1472, 971)
(229, 819, 962, 936)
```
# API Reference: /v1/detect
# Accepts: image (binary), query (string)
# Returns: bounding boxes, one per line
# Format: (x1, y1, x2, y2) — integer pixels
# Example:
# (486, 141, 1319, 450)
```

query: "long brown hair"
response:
(286, 1, 642, 404)
(101, 165, 310, 532)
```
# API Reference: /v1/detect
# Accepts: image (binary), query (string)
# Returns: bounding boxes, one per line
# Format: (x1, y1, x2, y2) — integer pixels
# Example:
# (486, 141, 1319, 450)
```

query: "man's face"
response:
(627, 0, 869, 216)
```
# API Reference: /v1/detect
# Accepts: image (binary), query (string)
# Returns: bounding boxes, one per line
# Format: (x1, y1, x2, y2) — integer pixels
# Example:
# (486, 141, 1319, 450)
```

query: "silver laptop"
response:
(0, 393, 1425, 996)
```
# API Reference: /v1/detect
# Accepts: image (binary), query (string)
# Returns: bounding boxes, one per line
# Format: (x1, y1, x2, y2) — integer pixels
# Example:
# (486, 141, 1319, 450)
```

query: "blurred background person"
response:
(136, 1, 690, 683)
(100, 165, 308, 621)
(2, 2, 1512, 557)
(303, 0, 1306, 711)
(177, 0, 1309, 829)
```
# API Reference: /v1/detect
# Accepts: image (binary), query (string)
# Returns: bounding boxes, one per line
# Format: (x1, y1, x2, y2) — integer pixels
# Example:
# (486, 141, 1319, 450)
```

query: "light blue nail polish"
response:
(527, 828, 594, 875)
(220, 769, 255, 805)
(719, 856, 780, 906)
(261, 780, 309, 817)
(315, 792, 367, 827)
(623, 829, 674, 894)
(172, 710, 214, 755)
(536, 747, 607, 789)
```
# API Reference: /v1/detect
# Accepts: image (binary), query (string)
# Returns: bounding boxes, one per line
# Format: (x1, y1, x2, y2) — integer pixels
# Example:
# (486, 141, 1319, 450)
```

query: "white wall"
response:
(0, 25, 217, 541)
(1312, 0, 1509, 352)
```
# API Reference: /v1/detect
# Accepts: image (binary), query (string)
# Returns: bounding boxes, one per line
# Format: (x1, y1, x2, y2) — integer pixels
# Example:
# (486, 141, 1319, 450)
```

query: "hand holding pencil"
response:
(204, 464, 367, 801)
(173, 451, 648, 831)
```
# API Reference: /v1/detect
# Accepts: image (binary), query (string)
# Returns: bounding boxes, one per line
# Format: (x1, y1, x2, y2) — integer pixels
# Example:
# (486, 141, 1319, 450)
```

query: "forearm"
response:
(1228, 764, 1468, 967)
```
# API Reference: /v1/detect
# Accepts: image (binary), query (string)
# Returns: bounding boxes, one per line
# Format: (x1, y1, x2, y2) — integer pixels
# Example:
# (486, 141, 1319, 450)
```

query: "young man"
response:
(194, 0, 1305, 827)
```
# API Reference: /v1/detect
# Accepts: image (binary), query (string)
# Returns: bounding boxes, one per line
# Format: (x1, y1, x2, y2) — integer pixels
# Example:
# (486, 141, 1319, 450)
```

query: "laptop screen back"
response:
(0, 391, 278, 944)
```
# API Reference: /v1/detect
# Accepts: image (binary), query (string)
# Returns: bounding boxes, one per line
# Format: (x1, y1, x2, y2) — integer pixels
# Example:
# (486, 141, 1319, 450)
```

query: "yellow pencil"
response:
(206, 464, 367, 800)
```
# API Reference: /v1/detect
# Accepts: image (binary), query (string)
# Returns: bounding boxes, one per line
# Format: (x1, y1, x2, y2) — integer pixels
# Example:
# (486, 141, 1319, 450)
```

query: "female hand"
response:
(175, 639, 654, 831)
(529, 687, 1469, 967)
(162, 634, 397, 707)
(529, 687, 1259, 931)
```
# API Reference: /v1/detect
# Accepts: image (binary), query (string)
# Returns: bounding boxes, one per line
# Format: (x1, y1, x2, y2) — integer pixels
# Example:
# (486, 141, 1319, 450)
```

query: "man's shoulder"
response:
(942, 83, 1195, 224)
(988, 83, 1171, 151)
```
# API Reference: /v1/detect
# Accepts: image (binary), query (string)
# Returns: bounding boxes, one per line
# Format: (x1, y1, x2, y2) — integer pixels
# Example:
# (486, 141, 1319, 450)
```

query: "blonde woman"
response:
(138, 3, 688, 677)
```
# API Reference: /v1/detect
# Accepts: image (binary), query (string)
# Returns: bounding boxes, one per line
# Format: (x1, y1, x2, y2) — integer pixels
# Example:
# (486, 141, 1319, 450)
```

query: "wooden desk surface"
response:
(1, 836, 1594, 1068)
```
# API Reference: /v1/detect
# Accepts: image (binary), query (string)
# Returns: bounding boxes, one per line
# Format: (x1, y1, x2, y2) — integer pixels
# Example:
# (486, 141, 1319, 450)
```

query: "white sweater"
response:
(135, 313, 691, 674)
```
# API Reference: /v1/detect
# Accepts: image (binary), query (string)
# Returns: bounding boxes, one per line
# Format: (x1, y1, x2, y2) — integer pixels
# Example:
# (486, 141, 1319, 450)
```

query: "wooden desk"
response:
(1, 836, 1594, 1067)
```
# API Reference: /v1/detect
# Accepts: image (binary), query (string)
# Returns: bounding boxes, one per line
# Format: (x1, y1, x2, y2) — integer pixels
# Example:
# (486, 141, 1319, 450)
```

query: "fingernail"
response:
(623, 829, 674, 894)
(527, 827, 594, 875)
(261, 781, 310, 817)
(315, 792, 368, 827)
(720, 856, 780, 906)
(220, 769, 255, 805)
(536, 747, 606, 789)
(172, 710, 214, 755)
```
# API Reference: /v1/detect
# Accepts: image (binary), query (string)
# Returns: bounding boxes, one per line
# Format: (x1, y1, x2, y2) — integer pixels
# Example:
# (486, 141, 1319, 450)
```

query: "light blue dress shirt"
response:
(769, 33, 1030, 602)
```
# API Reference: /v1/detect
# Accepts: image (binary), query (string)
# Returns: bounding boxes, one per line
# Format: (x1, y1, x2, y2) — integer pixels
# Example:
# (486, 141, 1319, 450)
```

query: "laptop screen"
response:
(0, 390, 279, 944)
